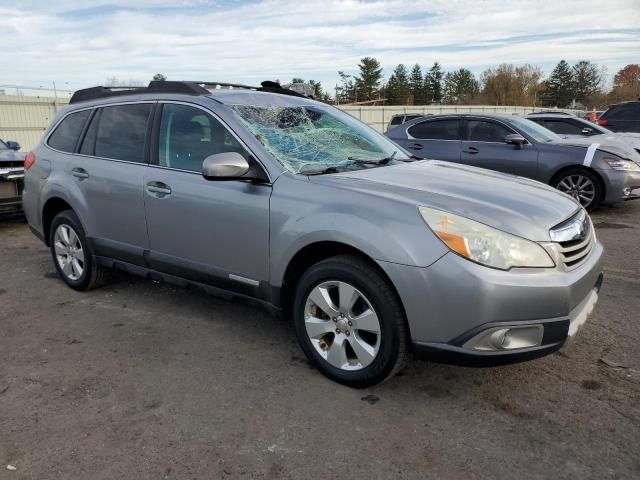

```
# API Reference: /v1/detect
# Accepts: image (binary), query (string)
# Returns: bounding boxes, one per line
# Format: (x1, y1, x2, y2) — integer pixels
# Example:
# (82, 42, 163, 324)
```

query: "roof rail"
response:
(70, 81, 211, 104)
(69, 80, 310, 104)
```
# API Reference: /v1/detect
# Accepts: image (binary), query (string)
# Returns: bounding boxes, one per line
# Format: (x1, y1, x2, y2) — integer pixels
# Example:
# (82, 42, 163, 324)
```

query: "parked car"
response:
(386, 113, 428, 131)
(0, 138, 25, 215)
(583, 110, 604, 122)
(24, 81, 604, 387)
(527, 113, 640, 152)
(385, 113, 640, 210)
(597, 101, 640, 132)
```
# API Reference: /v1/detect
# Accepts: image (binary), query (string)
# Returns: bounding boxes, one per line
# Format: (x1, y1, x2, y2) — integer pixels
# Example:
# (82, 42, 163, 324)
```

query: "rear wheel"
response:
(292, 255, 409, 388)
(552, 168, 602, 211)
(49, 210, 108, 290)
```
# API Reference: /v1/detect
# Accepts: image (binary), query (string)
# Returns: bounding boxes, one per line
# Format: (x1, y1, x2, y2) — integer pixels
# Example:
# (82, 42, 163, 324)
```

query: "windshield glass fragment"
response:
(230, 104, 409, 173)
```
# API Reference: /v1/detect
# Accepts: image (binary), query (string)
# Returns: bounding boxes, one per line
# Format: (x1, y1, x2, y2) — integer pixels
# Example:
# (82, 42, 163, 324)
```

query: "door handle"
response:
(71, 167, 89, 180)
(410, 143, 423, 150)
(463, 147, 479, 154)
(146, 182, 172, 197)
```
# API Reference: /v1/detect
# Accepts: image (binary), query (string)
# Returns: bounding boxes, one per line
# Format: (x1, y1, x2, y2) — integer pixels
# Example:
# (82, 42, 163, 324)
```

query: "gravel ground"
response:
(0, 202, 639, 480)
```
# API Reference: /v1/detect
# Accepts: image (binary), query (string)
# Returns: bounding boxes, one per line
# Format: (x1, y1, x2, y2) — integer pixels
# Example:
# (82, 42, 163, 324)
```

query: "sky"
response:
(1, 0, 639, 97)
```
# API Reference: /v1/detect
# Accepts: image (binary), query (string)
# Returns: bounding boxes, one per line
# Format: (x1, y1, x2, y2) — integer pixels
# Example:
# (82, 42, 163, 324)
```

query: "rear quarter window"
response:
(47, 110, 91, 153)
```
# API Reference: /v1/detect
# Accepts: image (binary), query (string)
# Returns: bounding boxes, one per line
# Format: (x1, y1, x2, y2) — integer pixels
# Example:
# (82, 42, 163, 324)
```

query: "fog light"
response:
(463, 325, 544, 352)
(623, 187, 632, 197)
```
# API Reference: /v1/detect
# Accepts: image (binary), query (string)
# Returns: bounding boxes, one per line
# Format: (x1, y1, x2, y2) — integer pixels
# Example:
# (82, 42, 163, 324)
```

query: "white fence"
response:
(0, 93, 584, 150)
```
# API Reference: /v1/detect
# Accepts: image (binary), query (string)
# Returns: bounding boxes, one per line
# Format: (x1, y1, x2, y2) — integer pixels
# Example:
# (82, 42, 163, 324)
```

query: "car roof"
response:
(526, 113, 579, 118)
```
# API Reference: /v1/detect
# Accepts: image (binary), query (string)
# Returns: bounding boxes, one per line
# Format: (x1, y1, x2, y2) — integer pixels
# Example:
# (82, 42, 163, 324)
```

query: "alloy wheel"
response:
(53, 224, 85, 281)
(556, 175, 596, 207)
(304, 281, 381, 371)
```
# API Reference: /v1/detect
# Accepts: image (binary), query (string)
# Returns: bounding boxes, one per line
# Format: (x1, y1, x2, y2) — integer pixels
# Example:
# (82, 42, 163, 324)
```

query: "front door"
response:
(143, 102, 271, 297)
(460, 118, 538, 178)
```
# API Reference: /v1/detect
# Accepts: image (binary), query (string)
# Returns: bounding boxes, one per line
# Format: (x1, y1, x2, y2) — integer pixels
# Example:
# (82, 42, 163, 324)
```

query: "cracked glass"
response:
(230, 104, 409, 173)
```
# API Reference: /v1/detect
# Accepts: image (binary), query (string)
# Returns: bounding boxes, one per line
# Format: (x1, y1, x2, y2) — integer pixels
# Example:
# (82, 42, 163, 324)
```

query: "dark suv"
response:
(598, 101, 640, 132)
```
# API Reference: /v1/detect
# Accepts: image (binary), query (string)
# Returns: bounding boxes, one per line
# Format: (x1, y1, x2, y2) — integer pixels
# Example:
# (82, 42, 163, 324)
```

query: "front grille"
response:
(551, 212, 595, 270)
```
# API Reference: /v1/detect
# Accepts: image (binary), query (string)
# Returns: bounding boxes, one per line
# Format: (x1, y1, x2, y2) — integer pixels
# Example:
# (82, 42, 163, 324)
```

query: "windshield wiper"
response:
(348, 150, 398, 165)
(299, 166, 342, 175)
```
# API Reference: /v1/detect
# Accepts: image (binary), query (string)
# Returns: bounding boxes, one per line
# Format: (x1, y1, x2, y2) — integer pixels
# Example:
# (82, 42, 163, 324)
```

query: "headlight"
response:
(418, 206, 554, 270)
(604, 157, 640, 171)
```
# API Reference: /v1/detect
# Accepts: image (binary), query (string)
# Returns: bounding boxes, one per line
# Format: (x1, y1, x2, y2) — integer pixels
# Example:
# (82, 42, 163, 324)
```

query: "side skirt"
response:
(94, 255, 284, 319)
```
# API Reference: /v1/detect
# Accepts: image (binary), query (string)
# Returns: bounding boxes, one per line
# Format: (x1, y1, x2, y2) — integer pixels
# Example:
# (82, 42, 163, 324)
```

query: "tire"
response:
(552, 168, 603, 211)
(292, 254, 409, 388)
(49, 210, 109, 290)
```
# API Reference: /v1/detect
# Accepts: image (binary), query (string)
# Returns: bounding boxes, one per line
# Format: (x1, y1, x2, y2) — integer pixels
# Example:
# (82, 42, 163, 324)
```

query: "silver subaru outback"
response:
(22, 81, 604, 387)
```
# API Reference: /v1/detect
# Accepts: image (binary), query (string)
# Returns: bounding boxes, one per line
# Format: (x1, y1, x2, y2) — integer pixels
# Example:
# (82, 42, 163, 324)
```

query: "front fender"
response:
(268, 174, 448, 286)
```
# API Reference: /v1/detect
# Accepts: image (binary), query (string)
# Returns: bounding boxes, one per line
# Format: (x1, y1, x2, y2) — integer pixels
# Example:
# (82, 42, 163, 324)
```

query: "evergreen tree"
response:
(425, 62, 444, 103)
(572, 60, 602, 103)
(443, 68, 479, 104)
(544, 60, 575, 107)
(355, 57, 383, 101)
(152, 73, 166, 81)
(409, 64, 424, 104)
(385, 64, 410, 105)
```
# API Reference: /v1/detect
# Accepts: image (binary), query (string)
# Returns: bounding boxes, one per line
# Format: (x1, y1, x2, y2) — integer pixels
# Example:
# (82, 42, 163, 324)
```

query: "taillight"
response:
(597, 118, 608, 126)
(24, 152, 36, 170)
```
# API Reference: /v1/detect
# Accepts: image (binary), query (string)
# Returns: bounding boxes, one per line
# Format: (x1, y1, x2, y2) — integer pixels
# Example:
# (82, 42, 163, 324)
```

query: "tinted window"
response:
(467, 120, 514, 142)
(95, 104, 152, 162)
(408, 119, 460, 140)
(48, 110, 91, 153)
(390, 116, 403, 126)
(542, 119, 584, 135)
(609, 104, 639, 120)
(158, 104, 249, 172)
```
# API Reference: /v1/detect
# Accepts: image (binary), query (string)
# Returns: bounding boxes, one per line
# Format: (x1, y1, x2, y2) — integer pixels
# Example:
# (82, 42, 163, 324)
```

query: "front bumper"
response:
(598, 168, 640, 203)
(377, 240, 604, 366)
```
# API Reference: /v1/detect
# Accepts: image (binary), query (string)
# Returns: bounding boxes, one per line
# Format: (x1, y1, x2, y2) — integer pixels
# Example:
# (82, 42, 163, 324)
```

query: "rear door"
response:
(72, 102, 153, 264)
(143, 102, 271, 298)
(403, 118, 462, 161)
(460, 118, 538, 177)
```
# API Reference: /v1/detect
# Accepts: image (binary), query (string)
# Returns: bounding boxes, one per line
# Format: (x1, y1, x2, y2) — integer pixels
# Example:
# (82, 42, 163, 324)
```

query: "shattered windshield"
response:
(230, 104, 410, 173)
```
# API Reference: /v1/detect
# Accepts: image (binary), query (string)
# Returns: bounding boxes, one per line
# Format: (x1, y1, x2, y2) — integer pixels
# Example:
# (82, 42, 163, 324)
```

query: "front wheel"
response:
(552, 169, 603, 211)
(292, 255, 409, 388)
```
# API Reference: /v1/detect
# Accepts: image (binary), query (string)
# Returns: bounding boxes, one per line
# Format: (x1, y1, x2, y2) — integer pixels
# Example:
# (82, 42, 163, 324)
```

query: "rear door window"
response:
(467, 120, 514, 142)
(94, 104, 152, 162)
(408, 119, 460, 140)
(543, 119, 585, 135)
(48, 109, 91, 153)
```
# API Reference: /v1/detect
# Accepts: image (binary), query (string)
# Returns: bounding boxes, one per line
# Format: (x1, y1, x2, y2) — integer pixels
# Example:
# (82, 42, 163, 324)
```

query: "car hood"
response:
(553, 136, 640, 163)
(310, 160, 579, 241)
(0, 149, 25, 163)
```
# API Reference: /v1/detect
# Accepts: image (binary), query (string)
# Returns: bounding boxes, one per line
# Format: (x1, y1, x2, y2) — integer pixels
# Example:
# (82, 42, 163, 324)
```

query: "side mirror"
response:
(202, 152, 250, 180)
(5, 141, 20, 151)
(581, 127, 593, 135)
(505, 134, 526, 148)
